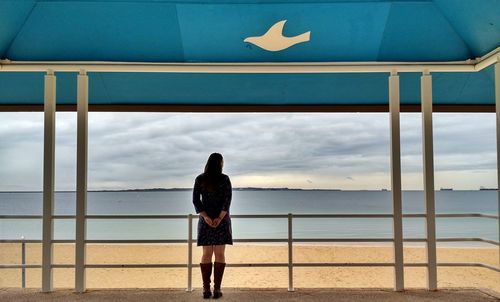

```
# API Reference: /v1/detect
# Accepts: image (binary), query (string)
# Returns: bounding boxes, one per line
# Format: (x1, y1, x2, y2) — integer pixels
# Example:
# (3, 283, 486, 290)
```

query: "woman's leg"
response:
(213, 245, 226, 299)
(201, 245, 214, 263)
(200, 246, 215, 298)
(213, 245, 225, 263)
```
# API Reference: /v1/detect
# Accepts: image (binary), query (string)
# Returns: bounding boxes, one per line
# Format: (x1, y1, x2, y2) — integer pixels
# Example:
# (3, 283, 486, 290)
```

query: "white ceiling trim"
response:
(0, 47, 498, 74)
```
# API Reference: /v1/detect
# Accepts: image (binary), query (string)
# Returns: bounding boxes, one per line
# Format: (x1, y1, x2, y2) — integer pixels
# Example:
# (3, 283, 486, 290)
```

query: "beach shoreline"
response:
(1, 243, 498, 293)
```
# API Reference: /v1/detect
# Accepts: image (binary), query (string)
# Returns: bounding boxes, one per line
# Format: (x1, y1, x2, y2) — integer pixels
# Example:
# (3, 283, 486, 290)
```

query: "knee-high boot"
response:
(200, 262, 212, 299)
(213, 262, 226, 299)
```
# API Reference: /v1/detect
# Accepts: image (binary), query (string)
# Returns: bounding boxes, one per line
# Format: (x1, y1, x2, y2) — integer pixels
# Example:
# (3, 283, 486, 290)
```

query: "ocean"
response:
(0, 190, 498, 245)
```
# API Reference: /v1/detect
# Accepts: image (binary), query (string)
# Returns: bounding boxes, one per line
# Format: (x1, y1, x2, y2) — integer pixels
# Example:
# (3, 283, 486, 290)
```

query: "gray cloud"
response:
(0, 112, 496, 191)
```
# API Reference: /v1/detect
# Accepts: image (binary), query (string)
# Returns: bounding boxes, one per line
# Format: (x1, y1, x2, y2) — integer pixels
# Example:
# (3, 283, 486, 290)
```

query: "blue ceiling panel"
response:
(0, 72, 44, 105)
(2, 1, 497, 63)
(433, 71, 494, 105)
(0, 1, 36, 58)
(434, 0, 500, 57)
(6, 2, 184, 62)
(96, 72, 389, 105)
(398, 73, 420, 105)
(483, 63, 496, 84)
(55, 72, 77, 105)
(89, 73, 114, 105)
(398, 69, 495, 106)
(0, 72, 75, 105)
(176, 2, 391, 62)
(0, 69, 494, 106)
(378, 2, 471, 61)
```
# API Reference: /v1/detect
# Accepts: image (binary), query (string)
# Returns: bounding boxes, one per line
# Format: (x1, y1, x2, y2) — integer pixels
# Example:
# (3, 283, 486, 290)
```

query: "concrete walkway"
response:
(1, 288, 499, 302)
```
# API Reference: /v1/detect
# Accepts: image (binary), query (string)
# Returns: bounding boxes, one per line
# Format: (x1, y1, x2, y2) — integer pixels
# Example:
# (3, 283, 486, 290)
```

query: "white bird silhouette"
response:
(244, 20, 310, 51)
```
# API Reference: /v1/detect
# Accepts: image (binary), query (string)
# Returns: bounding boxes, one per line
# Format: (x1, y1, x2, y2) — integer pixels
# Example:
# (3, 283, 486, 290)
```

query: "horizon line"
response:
(0, 187, 497, 193)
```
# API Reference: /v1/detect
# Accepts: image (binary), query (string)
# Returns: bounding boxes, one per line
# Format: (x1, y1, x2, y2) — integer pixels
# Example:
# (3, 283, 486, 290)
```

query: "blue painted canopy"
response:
(0, 68, 495, 106)
(0, 0, 498, 107)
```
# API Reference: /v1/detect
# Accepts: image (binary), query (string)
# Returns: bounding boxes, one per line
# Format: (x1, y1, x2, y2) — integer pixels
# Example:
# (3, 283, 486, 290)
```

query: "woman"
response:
(193, 153, 232, 299)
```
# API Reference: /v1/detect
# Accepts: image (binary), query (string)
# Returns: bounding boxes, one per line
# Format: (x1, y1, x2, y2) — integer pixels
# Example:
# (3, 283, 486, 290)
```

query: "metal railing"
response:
(0, 212, 498, 290)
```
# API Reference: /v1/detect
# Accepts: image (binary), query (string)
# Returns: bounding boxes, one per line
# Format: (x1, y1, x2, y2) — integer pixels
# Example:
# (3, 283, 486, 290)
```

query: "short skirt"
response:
(197, 215, 233, 246)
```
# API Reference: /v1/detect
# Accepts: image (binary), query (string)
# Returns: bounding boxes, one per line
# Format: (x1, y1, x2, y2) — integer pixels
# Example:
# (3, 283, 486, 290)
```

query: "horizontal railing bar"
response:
(86, 215, 188, 219)
(234, 239, 288, 243)
(2, 239, 392, 244)
(292, 214, 393, 218)
(52, 264, 75, 269)
(294, 238, 393, 242)
(84, 239, 397, 243)
(53, 240, 77, 244)
(404, 238, 499, 246)
(0, 238, 398, 244)
(294, 263, 395, 267)
(0, 215, 77, 219)
(405, 262, 500, 272)
(403, 238, 427, 242)
(1, 237, 497, 245)
(84, 239, 290, 243)
(404, 263, 427, 267)
(69, 262, 500, 272)
(436, 238, 499, 246)
(85, 240, 187, 244)
(53, 215, 75, 219)
(85, 264, 187, 268)
(226, 263, 289, 267)
(0, 213, 497, 219)
(0, 240, 81, 243)
(0, 264, 42, 269)
(435, 213, 498, 219)
(1, 263, 497, 273)
(0, 240, 42, 243)
(0, 215, 42, 219)
(403, 213, 499, 219)
(403, 214, 427, 218)
(436, 262, 500, 273)
(228, 214, 289, 219)
(0, 240, 75, 243)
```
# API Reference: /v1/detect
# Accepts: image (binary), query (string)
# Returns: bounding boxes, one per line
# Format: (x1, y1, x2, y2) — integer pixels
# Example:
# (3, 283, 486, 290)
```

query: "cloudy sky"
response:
(0, 112, 496, 191)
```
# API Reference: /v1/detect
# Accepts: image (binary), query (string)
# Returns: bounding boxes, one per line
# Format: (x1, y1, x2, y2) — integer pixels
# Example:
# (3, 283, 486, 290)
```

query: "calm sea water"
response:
(0, 191, 497, 245)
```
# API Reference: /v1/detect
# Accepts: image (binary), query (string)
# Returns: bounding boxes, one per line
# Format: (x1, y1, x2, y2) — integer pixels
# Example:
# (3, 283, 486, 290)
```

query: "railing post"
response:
(421, 70, 438, 291)
(187, 214, 193, 292)
(389, 70, 405, 291)
(21, 236, 25, 289)
(42, 70, 56, 293)
(288, 213, 294, 292)
(495, 57, 500, 269)
(75, 70, 89, 293)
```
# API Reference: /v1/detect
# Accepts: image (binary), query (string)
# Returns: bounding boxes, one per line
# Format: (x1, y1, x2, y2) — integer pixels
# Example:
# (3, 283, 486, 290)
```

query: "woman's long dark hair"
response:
(202, 153, 223, 191)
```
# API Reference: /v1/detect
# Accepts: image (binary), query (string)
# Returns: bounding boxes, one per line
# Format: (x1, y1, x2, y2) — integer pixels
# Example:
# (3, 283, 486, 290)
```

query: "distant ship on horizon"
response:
(440, 188, 453, 191)
(479, 186, 497, 191)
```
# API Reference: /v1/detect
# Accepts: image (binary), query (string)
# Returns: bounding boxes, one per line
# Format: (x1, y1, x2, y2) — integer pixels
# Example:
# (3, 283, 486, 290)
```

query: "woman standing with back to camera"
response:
(193, 153, 232, 299)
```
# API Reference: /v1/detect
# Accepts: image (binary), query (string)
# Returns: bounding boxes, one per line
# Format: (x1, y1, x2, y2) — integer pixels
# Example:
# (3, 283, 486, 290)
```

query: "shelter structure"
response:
(0, 0, 499, 294)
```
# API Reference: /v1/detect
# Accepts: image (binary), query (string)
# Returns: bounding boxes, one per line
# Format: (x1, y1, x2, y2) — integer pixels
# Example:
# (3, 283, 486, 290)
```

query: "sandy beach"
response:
(0, 243, 498, 293)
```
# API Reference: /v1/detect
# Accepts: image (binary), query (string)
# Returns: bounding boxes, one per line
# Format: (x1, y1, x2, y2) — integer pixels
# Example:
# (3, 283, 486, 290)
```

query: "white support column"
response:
(187, 214, 193, 292)
(495, 59, 500, 269)
(287, 213, 294, 292)
(75, 70, 89, 293)
(389, 71, 404, 291)
(42, 70, 56, 293)
(421, 70, 437, 290)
